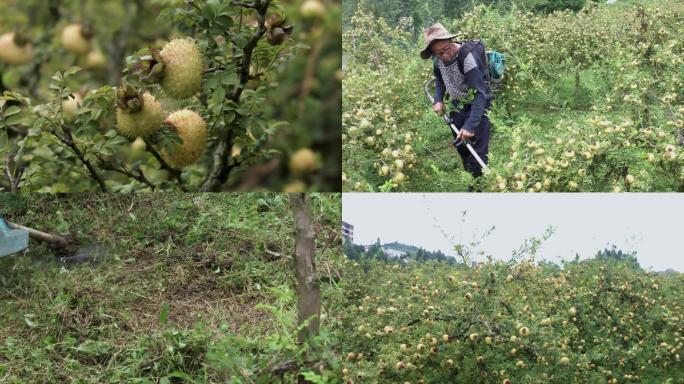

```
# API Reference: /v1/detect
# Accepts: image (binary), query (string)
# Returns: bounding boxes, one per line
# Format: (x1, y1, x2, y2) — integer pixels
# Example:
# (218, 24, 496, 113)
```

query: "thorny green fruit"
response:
(161, 109, 208, 168)
(61, 23, 93, 54)
(115, 86, 164, 138)
(0, 32, 32, 65)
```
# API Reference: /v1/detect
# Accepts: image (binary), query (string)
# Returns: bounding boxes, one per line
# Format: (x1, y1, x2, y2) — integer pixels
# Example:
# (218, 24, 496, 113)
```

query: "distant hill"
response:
(381, 241, 420, 254)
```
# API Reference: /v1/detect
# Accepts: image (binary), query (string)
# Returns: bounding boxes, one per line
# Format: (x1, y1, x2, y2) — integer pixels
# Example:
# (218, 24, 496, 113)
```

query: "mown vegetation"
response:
(0, 193, 343, 383)
(342, 0, 684, 192)
(1, 0, 340, 192)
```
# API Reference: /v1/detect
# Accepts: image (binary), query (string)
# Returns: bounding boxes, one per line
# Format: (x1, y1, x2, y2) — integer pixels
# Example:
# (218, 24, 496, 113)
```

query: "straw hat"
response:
(420, 23, 456, 59)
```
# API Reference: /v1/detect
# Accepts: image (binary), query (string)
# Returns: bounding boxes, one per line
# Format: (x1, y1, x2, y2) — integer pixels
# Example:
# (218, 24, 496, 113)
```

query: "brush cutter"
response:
(0, 217, 108, 264)
(423, 78, 488, 172)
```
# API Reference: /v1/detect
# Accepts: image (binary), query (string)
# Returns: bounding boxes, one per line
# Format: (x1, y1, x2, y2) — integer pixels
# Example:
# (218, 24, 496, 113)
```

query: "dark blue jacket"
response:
(434, 50, 492, 135)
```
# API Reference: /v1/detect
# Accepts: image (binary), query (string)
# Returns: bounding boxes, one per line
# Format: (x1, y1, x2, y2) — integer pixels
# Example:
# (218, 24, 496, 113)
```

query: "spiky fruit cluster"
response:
(265, 14, 293, 46)
(115, 86, 164, 138)
(161, 109, 208, 168)
(289, 148, 318, 176)
(62, 94, 83, 123)
(61, 24, 92, 54)
(0, 32, 32, 65)
(158, 39, 204, 99)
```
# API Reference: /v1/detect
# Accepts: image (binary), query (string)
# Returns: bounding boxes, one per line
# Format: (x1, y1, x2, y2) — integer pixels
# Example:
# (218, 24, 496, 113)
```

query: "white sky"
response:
(342, 193, 684, 272)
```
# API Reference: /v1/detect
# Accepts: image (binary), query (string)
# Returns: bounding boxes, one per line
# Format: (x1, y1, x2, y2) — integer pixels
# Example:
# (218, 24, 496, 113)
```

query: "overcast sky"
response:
(342, 193, 684, 272)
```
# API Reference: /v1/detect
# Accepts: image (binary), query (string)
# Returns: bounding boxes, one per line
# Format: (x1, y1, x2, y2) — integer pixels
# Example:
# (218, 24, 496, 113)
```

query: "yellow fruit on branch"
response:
(61, 24, 92, 54)
(131, 137, 146, 152)
(62, 93, 83, 123)
(116, 89, 164, 138)
(300, 0, 326, 19)
(161, 109, 208, 168)
(283, 180, 307, 192)
(289, 148, 319, 176)
(85, 50, 107, 69)
(0, 32, 32, 65)
(159, 38, 204, 99)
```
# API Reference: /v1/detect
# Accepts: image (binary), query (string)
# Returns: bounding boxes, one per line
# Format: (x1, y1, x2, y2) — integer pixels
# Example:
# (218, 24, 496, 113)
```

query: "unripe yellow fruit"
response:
(159, 38, 204, 99)
(300, 0, 326, 19)
(161, 109, 208, 168)
(290, 148, 318, 176)
(61, 24, 91, 54)
(131, 137, 146, 152)
(85, 50, 107, 69)
(62, 94, 83, 123)
(283, 180, 307, 192)
(0, 32, 32, 65)
(560, 356, 570, 365)
(116, 92, 165, 137)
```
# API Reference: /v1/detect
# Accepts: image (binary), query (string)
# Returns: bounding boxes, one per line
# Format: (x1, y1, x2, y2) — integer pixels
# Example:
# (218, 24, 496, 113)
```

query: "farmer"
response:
(420, 23, 493, 182)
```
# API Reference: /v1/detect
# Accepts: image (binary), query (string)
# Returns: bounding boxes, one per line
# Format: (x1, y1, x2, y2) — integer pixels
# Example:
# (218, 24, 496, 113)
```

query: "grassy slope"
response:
(0, 193, 342, 383)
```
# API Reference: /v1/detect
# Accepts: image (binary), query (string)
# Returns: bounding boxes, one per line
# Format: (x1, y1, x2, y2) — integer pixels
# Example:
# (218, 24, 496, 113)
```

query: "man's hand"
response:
(458, 129, 475, 141)
(433, 102, 445, 116)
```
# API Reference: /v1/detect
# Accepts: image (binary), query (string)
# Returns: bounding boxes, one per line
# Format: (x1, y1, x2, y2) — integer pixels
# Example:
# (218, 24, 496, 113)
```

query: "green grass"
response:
(0, 193, 343, 383)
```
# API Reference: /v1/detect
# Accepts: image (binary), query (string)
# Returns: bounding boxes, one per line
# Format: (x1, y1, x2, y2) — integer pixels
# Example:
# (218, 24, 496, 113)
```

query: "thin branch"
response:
(101, 161, 156, 190)
(143, 138, 188, 192)
(52, 125, 108, 192)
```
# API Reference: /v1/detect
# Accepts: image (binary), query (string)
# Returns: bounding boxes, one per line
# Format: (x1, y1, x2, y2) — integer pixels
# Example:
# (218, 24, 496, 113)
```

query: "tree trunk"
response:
(289, 193, 321, 345)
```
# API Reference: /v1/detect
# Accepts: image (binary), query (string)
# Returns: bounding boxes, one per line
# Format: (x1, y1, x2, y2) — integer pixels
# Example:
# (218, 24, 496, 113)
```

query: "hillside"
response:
(342, 0, 684, 192)
(0, 193, 343, 383)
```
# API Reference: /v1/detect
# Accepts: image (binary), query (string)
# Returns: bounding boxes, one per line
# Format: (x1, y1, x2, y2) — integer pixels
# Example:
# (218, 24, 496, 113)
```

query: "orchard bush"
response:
(332, 254, 684, 383)
(342, 1, 684, 191)
(0, 0, 340, 192)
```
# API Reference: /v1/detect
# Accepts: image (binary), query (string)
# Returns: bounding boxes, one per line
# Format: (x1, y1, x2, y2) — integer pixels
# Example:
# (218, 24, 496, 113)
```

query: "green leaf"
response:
(64, 66, 81, 78)
(159, 302, 170, 325)
(51, 72, 63, 82)
(214, 15, 233, 29)
(5, 114, 24, 126)
(233, 34, 249, 49)
(3, 106, 21, 117)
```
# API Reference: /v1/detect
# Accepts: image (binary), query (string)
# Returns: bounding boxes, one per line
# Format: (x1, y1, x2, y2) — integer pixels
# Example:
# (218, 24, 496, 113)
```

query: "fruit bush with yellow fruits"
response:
(342, 1, 684, 191)
(0, 0, 340, 192)
(331, 250, 684, 383)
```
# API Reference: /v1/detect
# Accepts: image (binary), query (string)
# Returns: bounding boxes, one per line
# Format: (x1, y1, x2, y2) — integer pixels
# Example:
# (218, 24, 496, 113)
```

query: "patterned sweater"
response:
(433, 46, 493, 134)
